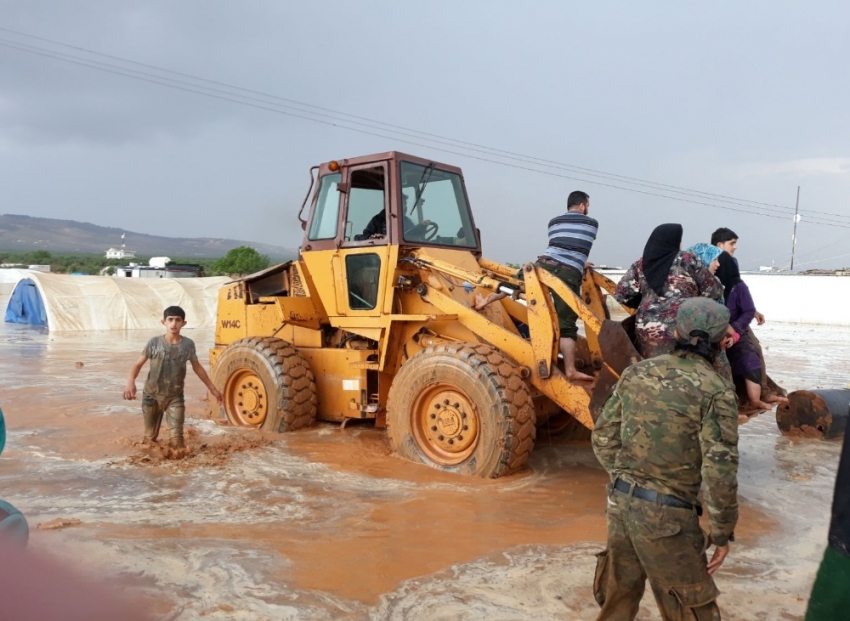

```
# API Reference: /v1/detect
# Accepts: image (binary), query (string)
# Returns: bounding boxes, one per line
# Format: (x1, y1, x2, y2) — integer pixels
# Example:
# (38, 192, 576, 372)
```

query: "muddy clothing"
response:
(614, 251, 723, 359)
(142, 393, 186, 448)
(535, 256, 583, 340)
(142, 336, 198, 399)
(140, 335, 196, 448)
(592, 350, 739, 620)
(594, 491, 721, 621)
(593, 351, 739, 543)
(806, 427, 850, 621)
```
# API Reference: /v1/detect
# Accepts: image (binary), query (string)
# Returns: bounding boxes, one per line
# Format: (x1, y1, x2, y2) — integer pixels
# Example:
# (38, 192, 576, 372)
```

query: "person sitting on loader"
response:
(354, 210, 389, 241)
(474, 190, 598, 382)
(688, 243, 722, 275)
(354, 193, 433, 241)
(711, 227, 764, 325)
(614, 223, 723, 359)
(710, 226, 787, 410)
(715, 252, 787, 417)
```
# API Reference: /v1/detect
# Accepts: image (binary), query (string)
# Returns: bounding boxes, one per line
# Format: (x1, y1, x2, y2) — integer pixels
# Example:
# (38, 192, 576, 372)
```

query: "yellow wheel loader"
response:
(210, 152, 640, 478)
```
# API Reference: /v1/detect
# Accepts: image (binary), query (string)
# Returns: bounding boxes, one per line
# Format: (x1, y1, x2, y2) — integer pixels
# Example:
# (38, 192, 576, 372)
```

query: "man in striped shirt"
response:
(475, 190, 598, 381)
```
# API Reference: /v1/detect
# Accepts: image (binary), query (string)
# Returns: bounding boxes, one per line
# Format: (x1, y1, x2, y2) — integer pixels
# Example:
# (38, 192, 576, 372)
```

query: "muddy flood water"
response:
(0, 305, 845, 620)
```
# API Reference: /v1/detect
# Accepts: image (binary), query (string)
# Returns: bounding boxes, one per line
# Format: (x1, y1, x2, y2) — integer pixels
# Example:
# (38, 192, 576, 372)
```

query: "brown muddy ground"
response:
(0, 312, 844, 620)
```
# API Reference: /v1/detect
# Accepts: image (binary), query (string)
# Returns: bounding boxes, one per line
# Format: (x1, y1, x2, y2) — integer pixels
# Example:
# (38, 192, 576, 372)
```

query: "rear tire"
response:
(212, 337, 317, 432)
(387, 342, 535, 478)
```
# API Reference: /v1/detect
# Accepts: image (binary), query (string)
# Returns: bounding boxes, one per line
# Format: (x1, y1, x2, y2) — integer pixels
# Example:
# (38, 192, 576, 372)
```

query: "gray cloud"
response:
(1, 1, 849, 269)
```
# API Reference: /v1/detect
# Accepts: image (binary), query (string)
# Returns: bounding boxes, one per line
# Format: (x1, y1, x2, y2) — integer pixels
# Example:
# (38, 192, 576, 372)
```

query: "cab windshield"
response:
(400, 161, 476, 248)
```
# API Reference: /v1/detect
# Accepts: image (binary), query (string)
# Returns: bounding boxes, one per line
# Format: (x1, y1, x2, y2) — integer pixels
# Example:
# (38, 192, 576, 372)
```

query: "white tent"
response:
(4, 272, 228, 331)
(0, 269, 30, 296)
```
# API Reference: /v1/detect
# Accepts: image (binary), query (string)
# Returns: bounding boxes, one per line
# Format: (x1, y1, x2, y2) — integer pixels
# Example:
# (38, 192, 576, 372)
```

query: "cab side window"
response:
(347, 167, 387, 242)
(346, 253, 381, 310)
(308, 173, 342, 240)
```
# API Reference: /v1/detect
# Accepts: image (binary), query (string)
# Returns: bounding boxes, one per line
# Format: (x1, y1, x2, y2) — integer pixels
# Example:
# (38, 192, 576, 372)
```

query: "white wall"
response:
(599, 270, 850, 326)
(745, 274, 846, 326)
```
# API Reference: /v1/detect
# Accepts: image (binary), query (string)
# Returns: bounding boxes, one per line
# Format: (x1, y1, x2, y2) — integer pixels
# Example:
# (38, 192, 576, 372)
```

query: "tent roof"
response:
(5, 273, 228, 331)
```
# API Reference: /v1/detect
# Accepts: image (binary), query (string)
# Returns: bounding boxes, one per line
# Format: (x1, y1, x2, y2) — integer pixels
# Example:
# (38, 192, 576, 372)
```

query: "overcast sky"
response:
(1, 2, 849, 270)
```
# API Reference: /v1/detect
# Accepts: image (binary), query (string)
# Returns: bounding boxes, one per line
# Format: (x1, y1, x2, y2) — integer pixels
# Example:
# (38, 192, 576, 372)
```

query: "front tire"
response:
(212, 337, 317, 432)
(387, 342, 535, 478)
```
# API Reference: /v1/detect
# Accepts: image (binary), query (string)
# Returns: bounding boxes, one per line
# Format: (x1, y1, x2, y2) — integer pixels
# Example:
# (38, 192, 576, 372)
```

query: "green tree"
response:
(212, 246, 270, 276)
(29, 250, 52, 263)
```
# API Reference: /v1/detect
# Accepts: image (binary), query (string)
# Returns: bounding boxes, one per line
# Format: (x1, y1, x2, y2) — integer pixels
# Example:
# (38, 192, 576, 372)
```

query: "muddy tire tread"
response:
(224, 337, 317, 432)
(387, 342, 535, 478)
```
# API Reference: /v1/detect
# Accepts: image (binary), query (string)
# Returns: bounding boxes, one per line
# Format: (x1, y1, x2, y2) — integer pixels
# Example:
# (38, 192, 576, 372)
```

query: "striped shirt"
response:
(542, 211, 599, 273)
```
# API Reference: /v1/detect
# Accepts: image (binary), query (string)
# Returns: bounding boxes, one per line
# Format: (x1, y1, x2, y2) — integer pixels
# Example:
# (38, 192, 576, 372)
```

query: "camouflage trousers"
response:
(594, 486, 721, 621)
(142, 393, 186, 448)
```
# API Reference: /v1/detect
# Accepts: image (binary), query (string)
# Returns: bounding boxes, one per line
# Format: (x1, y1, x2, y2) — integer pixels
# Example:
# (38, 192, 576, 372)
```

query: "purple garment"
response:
(725, 281, 761, 376)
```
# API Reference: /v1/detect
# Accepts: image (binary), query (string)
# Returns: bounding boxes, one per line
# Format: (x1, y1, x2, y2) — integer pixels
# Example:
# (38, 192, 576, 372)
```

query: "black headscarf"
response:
(642, 223, 683, 296)
(715, 251, 742, 299)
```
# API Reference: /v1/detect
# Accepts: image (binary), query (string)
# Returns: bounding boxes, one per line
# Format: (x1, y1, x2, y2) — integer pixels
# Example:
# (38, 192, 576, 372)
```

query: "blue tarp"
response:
(4, 279, 47, 326)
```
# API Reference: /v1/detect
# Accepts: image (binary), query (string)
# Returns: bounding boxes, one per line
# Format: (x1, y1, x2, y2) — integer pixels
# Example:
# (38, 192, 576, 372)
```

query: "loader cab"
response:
(301, 152, 480, 318)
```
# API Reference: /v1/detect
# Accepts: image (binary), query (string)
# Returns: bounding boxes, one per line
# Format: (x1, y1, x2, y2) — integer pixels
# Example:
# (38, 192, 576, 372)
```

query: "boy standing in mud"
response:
(123, 306, 223, 449)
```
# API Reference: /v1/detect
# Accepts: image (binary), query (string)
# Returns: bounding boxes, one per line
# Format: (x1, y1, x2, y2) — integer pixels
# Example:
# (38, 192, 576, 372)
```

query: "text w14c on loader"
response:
(209, 151, 644, 478)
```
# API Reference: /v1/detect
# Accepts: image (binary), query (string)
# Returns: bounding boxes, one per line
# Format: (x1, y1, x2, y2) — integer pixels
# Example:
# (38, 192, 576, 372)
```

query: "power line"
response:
(792, 250, 850, 269)
(3, 31, 849, 226)
(3, 32, 850, 229)
(9, 25, 849, 220)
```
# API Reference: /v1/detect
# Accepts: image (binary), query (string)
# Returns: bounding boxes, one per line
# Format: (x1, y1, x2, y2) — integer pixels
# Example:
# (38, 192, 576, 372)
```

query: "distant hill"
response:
(0, 214, 296, 260)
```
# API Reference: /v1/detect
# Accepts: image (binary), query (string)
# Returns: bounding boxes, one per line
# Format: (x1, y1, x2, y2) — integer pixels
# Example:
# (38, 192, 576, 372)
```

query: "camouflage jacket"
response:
(614, 251, 723, 359)
(592, 350, 739, 546)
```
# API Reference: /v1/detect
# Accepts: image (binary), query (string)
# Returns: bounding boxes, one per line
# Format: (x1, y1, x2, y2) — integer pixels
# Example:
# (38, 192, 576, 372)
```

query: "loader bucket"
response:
(776, 389, 850, 440)
(588, 319, 643, 421)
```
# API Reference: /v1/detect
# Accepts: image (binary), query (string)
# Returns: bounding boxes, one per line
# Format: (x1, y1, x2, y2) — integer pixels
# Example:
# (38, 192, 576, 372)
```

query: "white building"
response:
(113, 257, 202, 279)
(106, 232, 135, 260)
(105, 247, 136, 260)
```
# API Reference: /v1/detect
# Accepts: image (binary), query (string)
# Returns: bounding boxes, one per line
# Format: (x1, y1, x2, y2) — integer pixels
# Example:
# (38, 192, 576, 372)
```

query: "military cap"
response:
(675, 298, 730, 344)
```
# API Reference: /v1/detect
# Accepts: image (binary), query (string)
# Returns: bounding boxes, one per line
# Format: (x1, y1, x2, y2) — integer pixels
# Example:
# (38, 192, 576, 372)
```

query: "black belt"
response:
(536, 256, 582, 275)
(613, 478, 702, 516)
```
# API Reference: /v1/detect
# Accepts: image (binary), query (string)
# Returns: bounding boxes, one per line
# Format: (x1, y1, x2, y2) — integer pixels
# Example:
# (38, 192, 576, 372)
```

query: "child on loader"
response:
(123, 306, 223, 449)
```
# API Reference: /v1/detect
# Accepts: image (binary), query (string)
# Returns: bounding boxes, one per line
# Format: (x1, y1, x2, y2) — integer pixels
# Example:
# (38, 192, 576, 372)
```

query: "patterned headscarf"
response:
(687, 243, 722, 270)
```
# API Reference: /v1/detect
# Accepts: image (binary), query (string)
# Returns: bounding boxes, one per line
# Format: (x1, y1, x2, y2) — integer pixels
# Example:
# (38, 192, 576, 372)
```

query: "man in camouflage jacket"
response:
(592, 297, 739, 621)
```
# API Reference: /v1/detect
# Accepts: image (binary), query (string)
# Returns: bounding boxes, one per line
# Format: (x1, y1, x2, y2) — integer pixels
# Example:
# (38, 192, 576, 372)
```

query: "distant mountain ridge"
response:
(0, 214, 296, 260)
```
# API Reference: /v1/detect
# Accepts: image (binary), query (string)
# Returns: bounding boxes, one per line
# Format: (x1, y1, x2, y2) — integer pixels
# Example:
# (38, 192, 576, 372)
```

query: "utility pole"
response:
(790, 186, 801, 271)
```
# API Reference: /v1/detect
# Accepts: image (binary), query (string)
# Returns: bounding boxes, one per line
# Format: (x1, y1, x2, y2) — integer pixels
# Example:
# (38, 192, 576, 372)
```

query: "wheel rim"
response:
(411, 384, 479, 466)
(225, 369, 268, 427)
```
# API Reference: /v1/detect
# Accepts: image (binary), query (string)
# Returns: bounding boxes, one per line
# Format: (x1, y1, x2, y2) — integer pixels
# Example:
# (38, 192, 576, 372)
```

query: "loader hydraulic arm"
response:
(405, 254, 522, 294)
(407, 251, 640, 426)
